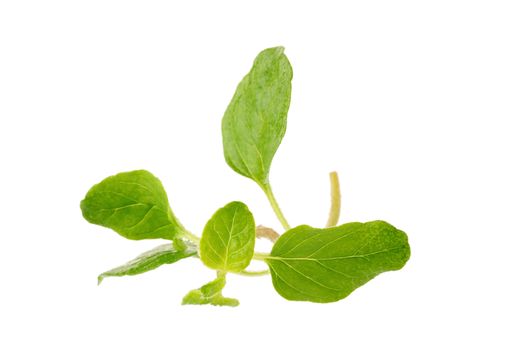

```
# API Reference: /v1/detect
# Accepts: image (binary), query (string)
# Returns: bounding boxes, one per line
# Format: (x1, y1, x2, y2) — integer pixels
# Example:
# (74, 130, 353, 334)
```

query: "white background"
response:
(1, 1, 524, 349)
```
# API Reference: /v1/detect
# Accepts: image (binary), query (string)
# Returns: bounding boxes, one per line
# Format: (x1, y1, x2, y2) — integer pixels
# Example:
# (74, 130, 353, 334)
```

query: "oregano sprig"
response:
(80, 46, 411, 306)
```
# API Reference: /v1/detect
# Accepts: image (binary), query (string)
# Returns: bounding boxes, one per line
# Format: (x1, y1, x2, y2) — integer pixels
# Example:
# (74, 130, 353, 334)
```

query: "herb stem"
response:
(253, 252, 270, 261)
(261, 183, 291, 231)
(235, 269, 270, 276)
(256, 225, 279, 242)
(182, 230, 200, 244)
(326, 171, 341, 227)
(170, 208, 201, 244)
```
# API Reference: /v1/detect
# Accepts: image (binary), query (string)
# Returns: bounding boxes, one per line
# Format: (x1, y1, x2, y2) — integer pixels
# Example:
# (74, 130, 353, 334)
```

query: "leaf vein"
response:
(269, 265, 321, 300)
(126, 205, 155, 230)
(280, 260, 342, 292)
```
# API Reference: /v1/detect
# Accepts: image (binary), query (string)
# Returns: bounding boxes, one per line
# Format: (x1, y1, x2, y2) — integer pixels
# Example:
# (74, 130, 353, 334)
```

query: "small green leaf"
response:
(80, 170, 186, 240)
(200, 201, 256, 272)
(222, 46, 293, 186)
(210, 296, 240, 307)
(182, 274, 240, 307)
(265, 221, 411, 303)
(98, 242, 196, 284)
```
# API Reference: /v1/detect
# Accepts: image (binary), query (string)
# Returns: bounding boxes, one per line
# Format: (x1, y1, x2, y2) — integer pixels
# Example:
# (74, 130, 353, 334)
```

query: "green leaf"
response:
(98, 241, 197, 284)
(182, 274, 240, 307)
(80, 170, 186, 240)
(265, 221, 411, 303)
(222, 46, 293, 186)
(200, 201, 256, 272)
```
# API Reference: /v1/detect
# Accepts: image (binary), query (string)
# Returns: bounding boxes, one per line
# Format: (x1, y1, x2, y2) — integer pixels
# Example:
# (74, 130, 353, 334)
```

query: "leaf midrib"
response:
(267, 246, 405, 261)
(223, 207, 238, 270)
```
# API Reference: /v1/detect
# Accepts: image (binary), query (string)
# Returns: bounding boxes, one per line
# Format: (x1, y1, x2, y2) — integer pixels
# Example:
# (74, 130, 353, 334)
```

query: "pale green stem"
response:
(235, 269, 270, 276)
(170, 208, 201, 244)
(253, 252, 270, 261)
(182, 230, 200, 244)
(325, 171, 341, 228)
(260, 183, 291, 231)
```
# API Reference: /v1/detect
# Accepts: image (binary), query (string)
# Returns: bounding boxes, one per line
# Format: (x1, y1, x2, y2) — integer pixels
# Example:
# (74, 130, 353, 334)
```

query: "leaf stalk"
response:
(235, 269, 270, 276)
(182, 230, 200, 244)
(253, 252, 270, 261)
(261, 183, 291, 231)
(325, 171, 341, 228)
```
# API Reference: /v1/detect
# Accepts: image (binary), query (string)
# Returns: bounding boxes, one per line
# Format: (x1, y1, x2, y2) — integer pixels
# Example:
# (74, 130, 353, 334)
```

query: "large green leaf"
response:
(80, 170, 185, 240)
(200, 201, 256, 272)
(182, 273, 239, 307)
(98, 240, 197, 284)
(265, 221, 411, 303)
(222, 46, 293, 186)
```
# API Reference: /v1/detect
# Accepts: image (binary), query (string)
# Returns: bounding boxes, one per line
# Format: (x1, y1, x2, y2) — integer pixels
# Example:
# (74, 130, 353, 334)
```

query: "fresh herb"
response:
(264, 221, 410, 302)
(80, 46, 411, 306)
(97, 242, 197, 285)
(80, 170, 188, 241)
(200, 201, 255, 273)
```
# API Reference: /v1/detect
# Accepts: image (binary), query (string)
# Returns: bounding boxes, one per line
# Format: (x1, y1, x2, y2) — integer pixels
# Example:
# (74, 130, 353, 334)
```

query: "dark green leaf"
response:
(200, 201, 256, 272)
(182, 274, 239, 307)
(98, 241, 196, 284)
(222, 46, 293, 186)
(265, 221, 411, 303)
(80, 170, 186, 240)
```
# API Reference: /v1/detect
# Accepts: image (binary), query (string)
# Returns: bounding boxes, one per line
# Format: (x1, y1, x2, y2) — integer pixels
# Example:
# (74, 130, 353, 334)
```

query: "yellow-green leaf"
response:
(182, 274, 239, 307)
(200, 201, 255, 272)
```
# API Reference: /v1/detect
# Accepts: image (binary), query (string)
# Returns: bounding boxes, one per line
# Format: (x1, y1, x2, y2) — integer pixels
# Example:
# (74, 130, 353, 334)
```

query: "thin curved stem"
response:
(325, 171, 341, 228)
(256, 225, 279, 242)
(261, 183, 291, 231)
(234, 269, 270, 276)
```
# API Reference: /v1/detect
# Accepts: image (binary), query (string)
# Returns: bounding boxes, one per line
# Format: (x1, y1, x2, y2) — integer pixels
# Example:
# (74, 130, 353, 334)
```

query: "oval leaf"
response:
(98, 241, 197, 284)
(80, 170, 186, 240)
(222, 46, 293, 186)
(200, 201, 256, 272)
(265, 221, 411, 303)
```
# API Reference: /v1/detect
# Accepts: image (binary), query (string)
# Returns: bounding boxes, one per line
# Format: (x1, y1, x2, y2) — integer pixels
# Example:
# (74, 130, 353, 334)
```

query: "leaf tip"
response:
(211, 297, 240, 307)
(273, 46, 285, 54)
